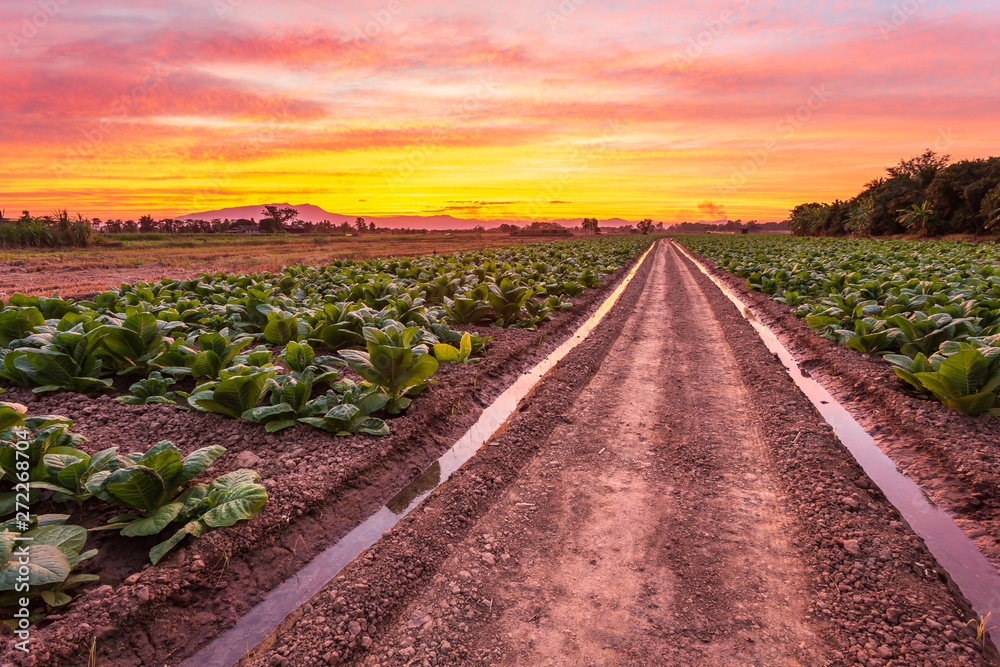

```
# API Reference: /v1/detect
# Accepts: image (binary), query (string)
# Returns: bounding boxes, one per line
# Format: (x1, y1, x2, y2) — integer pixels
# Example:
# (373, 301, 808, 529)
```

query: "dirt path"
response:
(442, 241, 822, 664)
(247, 242, 994, 667)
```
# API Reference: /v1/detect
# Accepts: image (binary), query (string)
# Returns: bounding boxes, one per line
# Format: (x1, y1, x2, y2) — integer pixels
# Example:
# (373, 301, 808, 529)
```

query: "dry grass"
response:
(0, 232, 556, 298)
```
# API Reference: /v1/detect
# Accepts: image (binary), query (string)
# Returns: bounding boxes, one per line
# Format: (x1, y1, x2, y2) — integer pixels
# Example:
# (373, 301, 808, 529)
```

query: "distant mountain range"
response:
(175, 203, 681, 230)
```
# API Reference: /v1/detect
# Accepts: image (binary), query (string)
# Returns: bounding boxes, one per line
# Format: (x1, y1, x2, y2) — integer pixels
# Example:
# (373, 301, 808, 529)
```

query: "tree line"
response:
(787, 150, 1000, 237)
(0, 203, 673, 249)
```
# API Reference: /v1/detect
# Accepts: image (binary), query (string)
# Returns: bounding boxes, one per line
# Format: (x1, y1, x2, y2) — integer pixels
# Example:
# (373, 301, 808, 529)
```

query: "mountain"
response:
(174, 203, 645, 230)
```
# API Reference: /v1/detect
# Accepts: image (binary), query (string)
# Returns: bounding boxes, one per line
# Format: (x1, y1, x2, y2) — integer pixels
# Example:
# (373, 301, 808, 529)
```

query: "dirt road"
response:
(248, 242, 994, 667)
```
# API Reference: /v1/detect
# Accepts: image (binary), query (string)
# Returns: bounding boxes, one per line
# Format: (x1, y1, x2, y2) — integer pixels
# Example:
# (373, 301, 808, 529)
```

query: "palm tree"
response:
(847, 196, 878, 236)
(897, 202, 937, 237)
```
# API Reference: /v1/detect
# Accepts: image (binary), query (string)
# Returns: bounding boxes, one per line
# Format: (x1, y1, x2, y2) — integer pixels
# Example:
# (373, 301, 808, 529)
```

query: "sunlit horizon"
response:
(3, 0, 998, 222)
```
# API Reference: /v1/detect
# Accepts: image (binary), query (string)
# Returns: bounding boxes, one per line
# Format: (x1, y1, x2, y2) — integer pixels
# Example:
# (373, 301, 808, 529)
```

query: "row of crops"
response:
(678, 235, 1000, 417)
(0, 236, 651, 620)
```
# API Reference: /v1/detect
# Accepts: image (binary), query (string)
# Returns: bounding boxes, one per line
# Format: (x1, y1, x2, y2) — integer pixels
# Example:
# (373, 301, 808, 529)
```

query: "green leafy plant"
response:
(442, 297, 491, 325)
(0, 307, 45, 348)
(34, 446, 119, 503)
(116, 371, 177, 405)
(148, 468, 269, 565)
(339, 327, 438, 414)
(514, 299, 552, 330)
(242, 370, 324, 432)
(297, 379, 390, 436)
(543, 295, 572, 312)
(312, 302, 366, 351)
(279, 340, 340, 385)
(188, 332, 255, 380)
(0, 329, 112, 394)
(0, 410, 84, 514)
(429, 323, 490, 355)
(887, 313, 968, 358)
(188, 367, 277, 417)
(433, 333, 477, 364)
(902, 348, 1000, 415)
(0, 521, 99, 610)
(99, 312, 173, 374)
(263, 311, 300, 345)
(488, 277, 533, 323)
(836, 318, 893, 354)
(88, 441, 227, 537)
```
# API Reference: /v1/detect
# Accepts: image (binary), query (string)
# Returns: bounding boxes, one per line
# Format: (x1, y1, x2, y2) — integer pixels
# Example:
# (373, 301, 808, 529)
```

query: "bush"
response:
(0, 213, 93, 248)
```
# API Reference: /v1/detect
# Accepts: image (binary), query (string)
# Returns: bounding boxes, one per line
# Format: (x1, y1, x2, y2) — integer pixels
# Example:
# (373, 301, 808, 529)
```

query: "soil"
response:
(677, 242, 1000, 575)
(239, 242, 996, 667)
(0, 247, 648, 667)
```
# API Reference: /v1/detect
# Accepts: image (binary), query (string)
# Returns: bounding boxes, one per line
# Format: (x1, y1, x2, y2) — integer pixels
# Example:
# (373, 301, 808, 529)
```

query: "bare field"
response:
(0, 232, 553, 298)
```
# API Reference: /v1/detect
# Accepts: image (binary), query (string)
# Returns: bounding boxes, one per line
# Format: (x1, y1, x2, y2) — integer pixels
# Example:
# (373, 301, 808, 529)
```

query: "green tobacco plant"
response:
(35, 447, 120, 502)
(887, 312, 972, 357)
(99, 312, 174, 374)
(908, 348, 1000, 415)
(836, 318, 893, 354)
(429, 323, 490, 355)
(578, 268, 602, 288)
(116, 371, 177, 405)
(188, 367, 277, 418)
(297, 380, 390, 436)
(488, 278, 533, 324)
(4, 295, 77, 320)
(279, 340, 340, 385)
(339, 326, 438, 414)
(0, 327, 112, 394)
(148, 468, 268, 565)
(312, 302, 366, 351)
(543, 295, 572, 312)
(88, 441, 226, 537)
(0, 521, 99, 611)
(0, 410, 85, 514)
(0, 307, 44, 348)
(442, 297, 490, 325)
(243, 370, 324, 432)
(188, 332, 255, 380)
(0, 401, 27, 432)
(385, 293, 430, 326)
(433, 333, 477, 364)
(263, 310, 300, 345)
(514, 299, 551, 330)
(362, 322, 437, 350)
(148, 336, 198, 376)
(885, 353, 936, 393)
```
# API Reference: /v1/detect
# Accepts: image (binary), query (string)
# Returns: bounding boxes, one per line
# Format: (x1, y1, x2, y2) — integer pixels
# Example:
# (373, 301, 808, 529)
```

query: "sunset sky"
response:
(2, 0, 998, 223)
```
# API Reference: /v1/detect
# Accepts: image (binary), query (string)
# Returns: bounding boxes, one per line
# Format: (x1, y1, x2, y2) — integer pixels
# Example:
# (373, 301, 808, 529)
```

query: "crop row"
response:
(678, 235, 1000, 416)
(0, 237, 651, 622)
(1, 403, 267, 622)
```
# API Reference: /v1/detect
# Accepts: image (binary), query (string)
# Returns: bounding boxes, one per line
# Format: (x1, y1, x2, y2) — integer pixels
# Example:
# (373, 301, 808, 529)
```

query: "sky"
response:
(2, 0, 998, 223)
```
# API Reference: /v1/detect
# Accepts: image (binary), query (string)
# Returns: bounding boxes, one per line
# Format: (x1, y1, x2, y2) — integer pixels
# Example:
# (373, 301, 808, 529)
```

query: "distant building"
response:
(227, 223, 260, 234)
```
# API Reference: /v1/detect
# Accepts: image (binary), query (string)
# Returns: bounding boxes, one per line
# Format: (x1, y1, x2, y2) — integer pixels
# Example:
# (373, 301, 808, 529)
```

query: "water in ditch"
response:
(674, 241, 1000, 651)
(183, 242, 657, 667)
